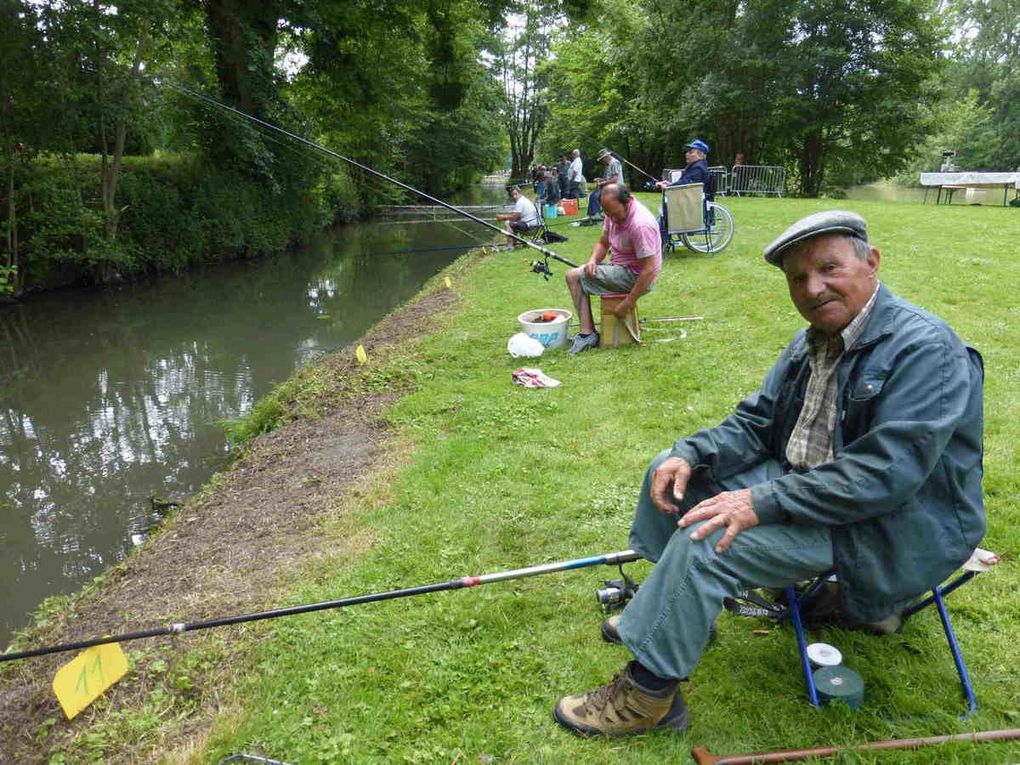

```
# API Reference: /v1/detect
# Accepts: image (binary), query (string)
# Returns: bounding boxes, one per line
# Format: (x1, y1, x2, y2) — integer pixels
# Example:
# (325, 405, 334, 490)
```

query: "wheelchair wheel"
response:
(681, 202, 735, 254)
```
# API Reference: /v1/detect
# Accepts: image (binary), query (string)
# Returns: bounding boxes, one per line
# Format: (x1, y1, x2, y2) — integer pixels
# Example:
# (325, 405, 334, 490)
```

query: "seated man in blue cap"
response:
(656, 139, 714, 246)
(553, 209, 986, 736)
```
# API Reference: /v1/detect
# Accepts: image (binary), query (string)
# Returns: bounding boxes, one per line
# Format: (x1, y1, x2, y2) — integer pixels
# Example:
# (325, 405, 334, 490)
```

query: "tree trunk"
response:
(100, 37, 146, 241)
(800, 133, 825, 197)
(204, 0, 281, 114)
(4, 157, 18, 296)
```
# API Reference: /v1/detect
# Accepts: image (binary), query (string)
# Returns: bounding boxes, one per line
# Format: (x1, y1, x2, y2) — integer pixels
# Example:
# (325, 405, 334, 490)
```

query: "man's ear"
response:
(867, 247, 881, 276)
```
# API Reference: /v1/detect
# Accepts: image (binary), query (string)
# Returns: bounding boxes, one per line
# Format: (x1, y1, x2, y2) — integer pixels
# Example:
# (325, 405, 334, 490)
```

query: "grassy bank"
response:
(31, 196, 1020, 763)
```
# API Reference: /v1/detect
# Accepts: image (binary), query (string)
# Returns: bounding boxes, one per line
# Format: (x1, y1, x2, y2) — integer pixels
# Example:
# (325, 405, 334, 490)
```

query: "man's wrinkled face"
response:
(782, 233, 880, 336)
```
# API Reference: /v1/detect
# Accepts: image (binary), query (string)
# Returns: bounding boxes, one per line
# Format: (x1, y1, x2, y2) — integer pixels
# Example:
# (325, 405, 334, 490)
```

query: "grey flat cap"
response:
(763, 210, 869, 268)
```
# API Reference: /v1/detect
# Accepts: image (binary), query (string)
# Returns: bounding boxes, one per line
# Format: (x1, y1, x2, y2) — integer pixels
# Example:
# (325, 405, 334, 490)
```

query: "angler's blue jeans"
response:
(616, 450, 834, 680)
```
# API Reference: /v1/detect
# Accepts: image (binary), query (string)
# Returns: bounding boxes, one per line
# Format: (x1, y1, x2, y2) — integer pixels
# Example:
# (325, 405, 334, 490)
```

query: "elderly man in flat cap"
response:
(553, 210, 986, 737)
(586, 148, 624, 220)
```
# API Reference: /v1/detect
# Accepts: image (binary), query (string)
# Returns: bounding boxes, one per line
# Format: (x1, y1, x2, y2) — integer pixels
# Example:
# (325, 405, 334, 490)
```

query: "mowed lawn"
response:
(201, 196, 1020, 764)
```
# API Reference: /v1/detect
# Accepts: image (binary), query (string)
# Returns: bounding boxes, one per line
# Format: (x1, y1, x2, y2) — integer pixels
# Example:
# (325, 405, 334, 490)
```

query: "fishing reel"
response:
(595, 565, 640, 613)
(526, 256, 554, 280)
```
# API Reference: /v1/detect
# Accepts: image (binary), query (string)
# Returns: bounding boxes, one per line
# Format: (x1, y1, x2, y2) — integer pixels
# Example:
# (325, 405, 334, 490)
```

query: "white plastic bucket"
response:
(517, 308, 572, 349)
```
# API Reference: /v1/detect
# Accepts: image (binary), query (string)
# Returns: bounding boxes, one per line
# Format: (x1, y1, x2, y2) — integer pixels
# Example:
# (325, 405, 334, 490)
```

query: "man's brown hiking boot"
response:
(553, 662, 688, 737)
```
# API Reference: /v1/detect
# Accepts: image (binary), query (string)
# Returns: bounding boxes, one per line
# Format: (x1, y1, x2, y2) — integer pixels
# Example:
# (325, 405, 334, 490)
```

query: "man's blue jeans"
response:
(616, 450, 834, 680)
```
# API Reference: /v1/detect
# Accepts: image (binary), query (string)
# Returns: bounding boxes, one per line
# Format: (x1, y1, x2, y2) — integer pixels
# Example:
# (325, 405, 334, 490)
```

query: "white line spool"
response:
(806, 642, 843, 669)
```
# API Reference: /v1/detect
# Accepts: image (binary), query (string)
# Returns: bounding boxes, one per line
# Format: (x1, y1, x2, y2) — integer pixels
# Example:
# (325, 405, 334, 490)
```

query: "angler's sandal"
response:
(554, 662, 688, 737)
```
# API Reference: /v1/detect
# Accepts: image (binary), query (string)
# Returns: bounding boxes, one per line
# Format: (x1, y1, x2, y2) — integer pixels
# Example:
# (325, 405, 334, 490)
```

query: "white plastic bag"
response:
(507, 332, 544, 358)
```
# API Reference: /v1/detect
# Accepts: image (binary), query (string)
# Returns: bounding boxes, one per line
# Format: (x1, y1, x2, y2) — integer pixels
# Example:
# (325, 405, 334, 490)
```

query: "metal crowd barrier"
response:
(708, 165, 729, 196)
(728, 164, 786, 197)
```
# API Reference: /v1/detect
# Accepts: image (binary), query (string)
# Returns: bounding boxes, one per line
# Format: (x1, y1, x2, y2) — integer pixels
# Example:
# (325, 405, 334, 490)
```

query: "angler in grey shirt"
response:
(587, 148, 624, 218)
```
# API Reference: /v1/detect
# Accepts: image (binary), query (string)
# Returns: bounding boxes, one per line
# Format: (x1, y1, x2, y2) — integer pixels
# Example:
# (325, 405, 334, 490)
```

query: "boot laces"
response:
(578, 672, 631, 716)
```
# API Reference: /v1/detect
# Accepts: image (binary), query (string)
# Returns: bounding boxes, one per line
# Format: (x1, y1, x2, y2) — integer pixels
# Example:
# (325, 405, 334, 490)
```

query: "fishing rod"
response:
(161, 80, 578, 275)
(605, 148, 660, 185)
(0, 550, 641, 664)
(577, 135, 660, 185)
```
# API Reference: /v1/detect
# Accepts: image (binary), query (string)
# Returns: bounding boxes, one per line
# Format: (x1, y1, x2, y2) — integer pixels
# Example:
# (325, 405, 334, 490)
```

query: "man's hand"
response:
(584, 259, 600, 277)
(650, 457, 692, 513)
(679, 489, 758, 554)
(655, 180, 669, 191)
(608, 296, 635, 317)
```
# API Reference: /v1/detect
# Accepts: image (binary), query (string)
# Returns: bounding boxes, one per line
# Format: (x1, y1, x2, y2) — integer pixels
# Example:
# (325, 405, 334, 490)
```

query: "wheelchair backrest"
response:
(664, 183, 705, 233)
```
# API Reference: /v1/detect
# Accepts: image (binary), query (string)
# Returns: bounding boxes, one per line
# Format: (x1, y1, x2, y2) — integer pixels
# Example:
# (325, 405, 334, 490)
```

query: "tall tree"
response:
(490, 2, 558, 178)
(0, 0, 49, 293)
(772, 0, 944, 195)
(950, 0, 1020, 168)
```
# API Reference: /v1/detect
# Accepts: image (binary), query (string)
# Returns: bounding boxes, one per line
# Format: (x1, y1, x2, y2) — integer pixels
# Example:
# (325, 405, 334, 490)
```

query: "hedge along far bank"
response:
(1, 151, 363, 296)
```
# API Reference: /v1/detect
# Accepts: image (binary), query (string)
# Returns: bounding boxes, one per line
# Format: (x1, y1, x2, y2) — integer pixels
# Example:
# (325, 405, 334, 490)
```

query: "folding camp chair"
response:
(528, 204, 550, 244)
(782, 548, 1000, 716)
(662, 182, 735, 255)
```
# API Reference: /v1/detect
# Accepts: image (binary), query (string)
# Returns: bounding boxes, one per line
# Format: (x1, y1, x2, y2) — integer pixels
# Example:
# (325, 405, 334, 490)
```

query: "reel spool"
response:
(813, 665, 866, 708)
(595, 568, 639, 613)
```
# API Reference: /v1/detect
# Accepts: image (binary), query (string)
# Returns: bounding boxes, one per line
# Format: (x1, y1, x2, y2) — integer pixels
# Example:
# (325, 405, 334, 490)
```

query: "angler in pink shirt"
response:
(564, 184, 662, 354)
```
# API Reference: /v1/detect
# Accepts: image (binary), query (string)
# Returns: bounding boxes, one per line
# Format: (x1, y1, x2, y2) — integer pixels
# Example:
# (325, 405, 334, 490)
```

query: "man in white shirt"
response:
(568, 149, 585, 199)
(496, 186, 541, 246)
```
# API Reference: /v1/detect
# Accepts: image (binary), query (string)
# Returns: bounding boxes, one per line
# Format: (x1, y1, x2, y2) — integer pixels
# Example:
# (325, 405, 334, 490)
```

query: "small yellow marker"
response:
(444, 276, 452, 289)
(52, 642, 129, 720)
(355, 344, 368, 365)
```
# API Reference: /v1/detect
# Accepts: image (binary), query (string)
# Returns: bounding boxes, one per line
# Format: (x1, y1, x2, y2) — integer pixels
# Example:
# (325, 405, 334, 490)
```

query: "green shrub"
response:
(0, 152, 359, 294)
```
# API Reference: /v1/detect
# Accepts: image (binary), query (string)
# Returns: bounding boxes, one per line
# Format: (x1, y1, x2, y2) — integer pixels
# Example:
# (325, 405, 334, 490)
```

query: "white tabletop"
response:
(920, 172, 1020, 189)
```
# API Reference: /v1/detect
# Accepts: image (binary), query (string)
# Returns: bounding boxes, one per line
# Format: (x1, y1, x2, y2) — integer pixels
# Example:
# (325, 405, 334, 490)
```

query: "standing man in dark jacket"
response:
(553, 210, 986, 737)
(556, 154, 570, 199)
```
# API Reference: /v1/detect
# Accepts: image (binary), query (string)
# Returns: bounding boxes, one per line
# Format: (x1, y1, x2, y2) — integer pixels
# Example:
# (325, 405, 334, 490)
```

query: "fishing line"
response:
(0, 550, 640, 663)
(170, 84, 496, 251)
(161, 80, 568, 262)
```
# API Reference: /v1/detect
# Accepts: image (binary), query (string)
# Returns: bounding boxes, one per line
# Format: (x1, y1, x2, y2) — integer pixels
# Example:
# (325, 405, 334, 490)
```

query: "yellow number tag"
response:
(355, 344, 368, 365)
(444, 276, 452, 289)
(52, 642, 128, 720)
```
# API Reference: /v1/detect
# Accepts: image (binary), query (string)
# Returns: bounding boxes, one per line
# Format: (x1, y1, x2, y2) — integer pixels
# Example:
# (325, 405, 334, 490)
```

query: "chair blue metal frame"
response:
(785, 550, 997, 717)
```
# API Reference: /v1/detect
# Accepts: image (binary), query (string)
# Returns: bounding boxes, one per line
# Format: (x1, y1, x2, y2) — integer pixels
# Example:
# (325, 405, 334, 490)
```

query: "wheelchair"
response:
(661, 182, 735, 255)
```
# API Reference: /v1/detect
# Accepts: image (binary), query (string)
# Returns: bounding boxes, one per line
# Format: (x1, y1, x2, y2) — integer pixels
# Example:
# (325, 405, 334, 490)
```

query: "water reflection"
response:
(0, 214, 494, 646)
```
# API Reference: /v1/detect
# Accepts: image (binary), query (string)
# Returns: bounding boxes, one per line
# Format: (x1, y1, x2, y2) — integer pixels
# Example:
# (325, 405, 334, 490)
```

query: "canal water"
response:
(0, 188, 508, 647)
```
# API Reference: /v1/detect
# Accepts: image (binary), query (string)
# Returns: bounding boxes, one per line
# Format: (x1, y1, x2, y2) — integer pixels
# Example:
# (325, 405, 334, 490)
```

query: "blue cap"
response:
(684, 139, 710, 154)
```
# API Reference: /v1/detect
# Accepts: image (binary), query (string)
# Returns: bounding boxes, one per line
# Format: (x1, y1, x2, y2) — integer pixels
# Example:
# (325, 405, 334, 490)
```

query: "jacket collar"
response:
(846, 282, 895, 352)
(787, 282, 894, 362)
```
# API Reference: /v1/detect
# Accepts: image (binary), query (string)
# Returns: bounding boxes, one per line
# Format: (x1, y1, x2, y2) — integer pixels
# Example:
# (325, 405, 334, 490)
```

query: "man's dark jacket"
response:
(670, 284, 986, 622)
(670, 158, 714, 201)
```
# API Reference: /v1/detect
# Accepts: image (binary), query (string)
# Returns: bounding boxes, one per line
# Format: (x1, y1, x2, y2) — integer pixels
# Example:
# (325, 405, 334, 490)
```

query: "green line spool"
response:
(813, 665, 865, 708)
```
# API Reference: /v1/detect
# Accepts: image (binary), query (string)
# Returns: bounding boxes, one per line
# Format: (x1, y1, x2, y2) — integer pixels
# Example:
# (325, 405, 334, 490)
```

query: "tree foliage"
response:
(538, 0, 949, 195)
(0, 0, 507, 296)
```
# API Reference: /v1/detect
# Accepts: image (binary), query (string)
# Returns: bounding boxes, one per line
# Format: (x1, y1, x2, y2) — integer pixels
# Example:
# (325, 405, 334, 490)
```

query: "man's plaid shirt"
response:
(785, 284, 880, 471)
